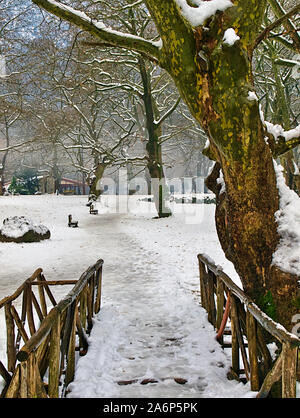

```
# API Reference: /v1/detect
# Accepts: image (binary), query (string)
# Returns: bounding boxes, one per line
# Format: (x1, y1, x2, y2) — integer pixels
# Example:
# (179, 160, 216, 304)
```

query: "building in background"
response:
(39, 176, 89, 195)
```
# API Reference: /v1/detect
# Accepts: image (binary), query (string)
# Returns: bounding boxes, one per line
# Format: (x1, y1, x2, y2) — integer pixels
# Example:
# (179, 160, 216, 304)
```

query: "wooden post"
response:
(246, 311, 260, 391)
(31, 291, 44, 323)
(5, 303, 16, 372)
(20, 361, 28, 397)
(256, 323, 273, 378)
(94, 266, 102, 313)
(198, 259, 208, 310)
(282, 343, 298, 398)
(230, 295, 240, 376)
(216, 279, 225, 331)
(61, 301, 76, 369)
(233, 304, 250, 381)
(86, 283, 93, 332)
(76, 309, 89, 356)
(27, 353, 37, 398)
(65, 305, 77, 387)
(207, 269, 216, 327)
(16, 287, 29, 350)
(80, 285, 88, 331)
(26, 283, 36, 336)
(0, 359, 11, 387)
(36, 334, 51, 379)
(35, 362, 48, 398)
(48, 315, 61, 398)
(10, 304, 29, 347)
(40, 273, 57, 307)
(256, 351, 283, 398)
(38, 279, 48, 317)
(4, 364, 21, 398)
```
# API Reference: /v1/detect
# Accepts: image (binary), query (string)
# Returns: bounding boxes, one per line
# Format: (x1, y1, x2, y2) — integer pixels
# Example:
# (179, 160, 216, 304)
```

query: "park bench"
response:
(68, 214, 78, 227)
(89, 204, 98, 215)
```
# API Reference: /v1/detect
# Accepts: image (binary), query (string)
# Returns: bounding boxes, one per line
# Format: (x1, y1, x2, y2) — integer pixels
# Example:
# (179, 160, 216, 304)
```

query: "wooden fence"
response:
(0, 259, 103, 398)
(198, 253, 300, 398)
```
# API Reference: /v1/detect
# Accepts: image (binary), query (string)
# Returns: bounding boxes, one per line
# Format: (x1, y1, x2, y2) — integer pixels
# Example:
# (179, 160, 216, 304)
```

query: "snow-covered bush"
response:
(0, 216, 50, 243)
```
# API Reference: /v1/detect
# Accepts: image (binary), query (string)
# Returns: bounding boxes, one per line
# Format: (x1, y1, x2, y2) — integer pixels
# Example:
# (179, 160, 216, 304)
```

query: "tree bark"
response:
(88, 161, 106, 203)
(0, 115, 10, 195)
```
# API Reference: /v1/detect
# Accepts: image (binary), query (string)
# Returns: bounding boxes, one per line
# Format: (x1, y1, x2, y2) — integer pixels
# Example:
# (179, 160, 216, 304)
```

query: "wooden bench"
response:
(68, 214, 78, 227)
(89, 204, 98, 215)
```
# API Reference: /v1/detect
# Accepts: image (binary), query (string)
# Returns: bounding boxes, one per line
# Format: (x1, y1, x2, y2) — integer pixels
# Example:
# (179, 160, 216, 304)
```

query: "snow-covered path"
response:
(66, 210, 251, 398)
(0, 195, 252, 398)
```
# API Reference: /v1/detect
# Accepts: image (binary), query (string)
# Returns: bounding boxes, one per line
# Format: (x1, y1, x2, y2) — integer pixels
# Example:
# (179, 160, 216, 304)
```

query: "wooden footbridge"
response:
(198, 254, 300, 398)
(0, 255, 299, 398)
(0, 259, 103, 398)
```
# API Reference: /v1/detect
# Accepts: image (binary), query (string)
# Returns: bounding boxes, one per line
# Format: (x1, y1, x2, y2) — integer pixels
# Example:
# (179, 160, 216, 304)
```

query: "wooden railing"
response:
(0, 259, 103, 398)
(198, 253, 300, 398)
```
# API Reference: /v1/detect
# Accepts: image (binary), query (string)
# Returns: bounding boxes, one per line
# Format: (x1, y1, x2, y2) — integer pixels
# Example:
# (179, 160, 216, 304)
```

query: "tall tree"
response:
(31, 0, 300, 329)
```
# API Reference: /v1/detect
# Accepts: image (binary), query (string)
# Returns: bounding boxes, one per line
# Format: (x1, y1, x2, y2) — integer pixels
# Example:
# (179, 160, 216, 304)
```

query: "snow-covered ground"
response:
(0, 194, 253, 398)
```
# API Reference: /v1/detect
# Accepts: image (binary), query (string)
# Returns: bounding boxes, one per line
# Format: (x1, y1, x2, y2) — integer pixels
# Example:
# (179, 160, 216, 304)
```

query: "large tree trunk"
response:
(0, 151, 8, 195)
(88, 162, 106, 203)
(0, 115, 10, 196)
(139, 57, 172, 218)
(146, 138, 171, 218)
(145, 0, 299, 329)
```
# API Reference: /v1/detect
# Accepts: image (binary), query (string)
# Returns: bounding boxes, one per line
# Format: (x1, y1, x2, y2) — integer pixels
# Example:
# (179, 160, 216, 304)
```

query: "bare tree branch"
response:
(253, 4, 300, 51)
(32, 0, 161, 62)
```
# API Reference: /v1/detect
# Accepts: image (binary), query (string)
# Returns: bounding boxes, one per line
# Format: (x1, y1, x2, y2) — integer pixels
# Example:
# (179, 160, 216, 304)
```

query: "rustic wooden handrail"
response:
(0, 259, 104, 398)
(198, 253, 300, 398)
(0, 268, 43, 309)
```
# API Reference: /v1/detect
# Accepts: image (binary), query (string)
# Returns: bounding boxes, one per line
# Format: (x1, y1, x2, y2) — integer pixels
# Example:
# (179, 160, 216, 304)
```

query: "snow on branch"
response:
(175, 0, 233, 27)
(253, 3, 300, 51)
(0, 139, 37, 153)
(272, 161, 300, 276)
(223, 28, 240, 46)
(32, 0, 161, 62)
(266, 0, 300, 53)
(154, 96, 181, 127)
(259, 105, 300, 156)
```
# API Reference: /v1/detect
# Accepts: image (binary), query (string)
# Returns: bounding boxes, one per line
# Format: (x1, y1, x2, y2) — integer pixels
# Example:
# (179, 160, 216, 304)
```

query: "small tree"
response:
(9, 168, 39, 195)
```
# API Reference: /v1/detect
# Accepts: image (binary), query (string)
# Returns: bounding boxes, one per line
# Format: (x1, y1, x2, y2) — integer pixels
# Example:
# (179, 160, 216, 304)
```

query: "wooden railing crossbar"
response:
(198, 253, 300, 398)
(0, 259, 103, 398)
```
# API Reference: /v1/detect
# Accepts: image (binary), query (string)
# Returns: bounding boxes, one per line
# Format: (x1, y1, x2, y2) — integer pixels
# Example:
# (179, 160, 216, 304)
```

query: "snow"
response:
(259, 105, 300, 142)
(283, 125, 300, 141)
(223, 28, 240, 46)
(247, 91, 258, 102)
(0, 194, 250, 398)
(272, 162, 300, 276)
(44, 0, 160, 50)
(152, 38, 163, 49)
(0, 215, 49, 239)
(217, 170, 226, 195)
(204, 138, 210, 150)
(47, 0, 92, 23)
(293, 161, 299, 175)
(175, 0, 233, 27)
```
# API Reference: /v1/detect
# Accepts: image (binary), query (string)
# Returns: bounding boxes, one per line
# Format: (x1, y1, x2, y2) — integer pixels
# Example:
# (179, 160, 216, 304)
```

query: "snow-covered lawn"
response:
(0, 194, 253, 398)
